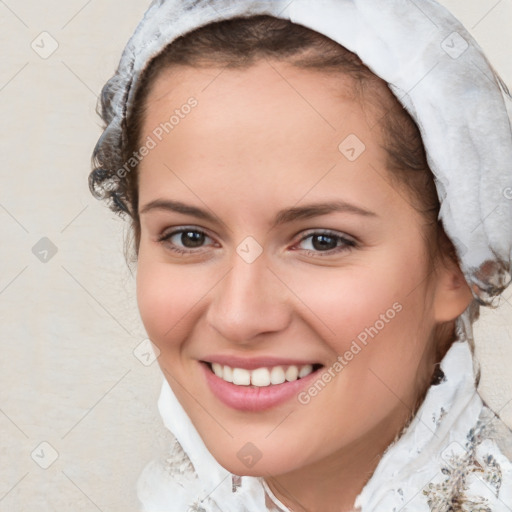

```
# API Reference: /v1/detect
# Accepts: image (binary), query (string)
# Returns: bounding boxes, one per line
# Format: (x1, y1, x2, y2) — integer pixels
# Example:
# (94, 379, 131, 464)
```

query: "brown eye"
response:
(296, 230, 356, 255)
(158, 227, 214, 253)
(180, 230, 206, 248)
(311, 234, 338, 251)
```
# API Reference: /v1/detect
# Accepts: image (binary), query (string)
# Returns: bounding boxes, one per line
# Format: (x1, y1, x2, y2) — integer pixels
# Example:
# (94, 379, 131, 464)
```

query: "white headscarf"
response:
(91, 1, 512, 510)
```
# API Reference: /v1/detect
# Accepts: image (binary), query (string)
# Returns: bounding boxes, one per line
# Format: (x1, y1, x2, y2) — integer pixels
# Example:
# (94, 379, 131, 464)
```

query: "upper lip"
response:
(200, 355, 323, 370)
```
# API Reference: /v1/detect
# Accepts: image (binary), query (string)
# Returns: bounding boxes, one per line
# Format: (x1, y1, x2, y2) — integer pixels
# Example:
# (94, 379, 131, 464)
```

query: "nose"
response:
(206, 256, 292, 344)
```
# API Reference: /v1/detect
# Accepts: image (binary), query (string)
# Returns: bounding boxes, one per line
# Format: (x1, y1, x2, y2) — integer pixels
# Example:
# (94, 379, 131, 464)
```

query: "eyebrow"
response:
(139, 199, 377, 227)
(140, 199, 217, 222)
(271, 201, 377, 228)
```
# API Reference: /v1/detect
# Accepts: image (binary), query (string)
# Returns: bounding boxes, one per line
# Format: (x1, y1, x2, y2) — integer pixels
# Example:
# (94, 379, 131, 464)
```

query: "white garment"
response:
(136, 327, 512, 511)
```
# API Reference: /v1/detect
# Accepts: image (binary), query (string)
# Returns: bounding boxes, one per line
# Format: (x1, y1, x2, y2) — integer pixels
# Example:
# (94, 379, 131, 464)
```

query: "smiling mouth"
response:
(202, 361, 324, 387)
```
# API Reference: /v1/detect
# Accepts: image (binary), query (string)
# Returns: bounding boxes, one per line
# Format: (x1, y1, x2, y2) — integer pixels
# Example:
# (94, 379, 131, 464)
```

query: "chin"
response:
(208, 446, 302, 478)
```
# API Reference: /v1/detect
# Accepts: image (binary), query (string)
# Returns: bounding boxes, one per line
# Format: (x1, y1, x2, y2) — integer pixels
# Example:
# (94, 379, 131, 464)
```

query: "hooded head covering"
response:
(90, 1, 512, 510)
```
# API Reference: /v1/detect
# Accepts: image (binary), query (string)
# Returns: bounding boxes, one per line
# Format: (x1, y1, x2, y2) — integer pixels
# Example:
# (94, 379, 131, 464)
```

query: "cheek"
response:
(282, 246, 434, 401)
(281, 251, 425, 350)
(135, 254, 206, 352)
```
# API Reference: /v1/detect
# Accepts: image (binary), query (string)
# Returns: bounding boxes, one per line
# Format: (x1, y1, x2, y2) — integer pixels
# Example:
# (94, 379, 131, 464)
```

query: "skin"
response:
(135, 60, 473, 512)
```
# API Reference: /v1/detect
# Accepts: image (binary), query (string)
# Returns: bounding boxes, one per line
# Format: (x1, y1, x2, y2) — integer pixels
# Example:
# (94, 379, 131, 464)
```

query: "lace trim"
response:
(423, 407, 504, 511)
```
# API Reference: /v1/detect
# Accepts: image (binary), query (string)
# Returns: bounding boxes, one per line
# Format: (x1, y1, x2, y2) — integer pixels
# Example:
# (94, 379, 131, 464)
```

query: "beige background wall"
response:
(1, 1, 511, 510)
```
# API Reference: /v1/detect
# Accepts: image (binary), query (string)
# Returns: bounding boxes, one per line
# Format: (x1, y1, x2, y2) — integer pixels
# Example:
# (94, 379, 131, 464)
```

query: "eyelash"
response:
(295, 230, 357, 257)
(157, 227, 357, 257)
(157, 227, 214, 255)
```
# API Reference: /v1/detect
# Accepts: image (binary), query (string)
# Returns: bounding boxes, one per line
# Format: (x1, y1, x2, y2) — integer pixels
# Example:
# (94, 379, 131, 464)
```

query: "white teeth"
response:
(251, 368, 270, 387)
(209, 363, 318, 386)
(212, 363, 223, 378)
(232, 368, 251, 386)
(285, 365, 298, 382)
(270, 366, 286, 385)
(298, 364, 313, 378)
(223, 365, 233, 383)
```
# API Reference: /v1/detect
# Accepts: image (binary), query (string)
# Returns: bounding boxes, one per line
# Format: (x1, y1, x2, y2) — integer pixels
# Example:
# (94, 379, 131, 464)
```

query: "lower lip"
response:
(200, 362, 322, 412)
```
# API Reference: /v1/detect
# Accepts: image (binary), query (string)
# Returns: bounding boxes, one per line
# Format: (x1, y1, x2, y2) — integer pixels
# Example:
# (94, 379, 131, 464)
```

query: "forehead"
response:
(137, 60, 399, 216)
(143, 59, 375, 134)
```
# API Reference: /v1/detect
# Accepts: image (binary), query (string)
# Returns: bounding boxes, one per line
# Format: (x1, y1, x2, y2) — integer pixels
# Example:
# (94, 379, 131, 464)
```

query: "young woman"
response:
(89, 1, 512, 510)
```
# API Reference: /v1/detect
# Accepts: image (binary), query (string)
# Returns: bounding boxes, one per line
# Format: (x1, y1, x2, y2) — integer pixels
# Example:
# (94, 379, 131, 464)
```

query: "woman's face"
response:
(135, 60, 469, 477)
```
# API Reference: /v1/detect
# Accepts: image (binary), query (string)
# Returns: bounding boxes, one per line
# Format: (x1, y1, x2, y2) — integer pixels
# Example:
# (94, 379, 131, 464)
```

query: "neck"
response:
(264, 403, 414, 512)
(263, 338, 443, 512)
